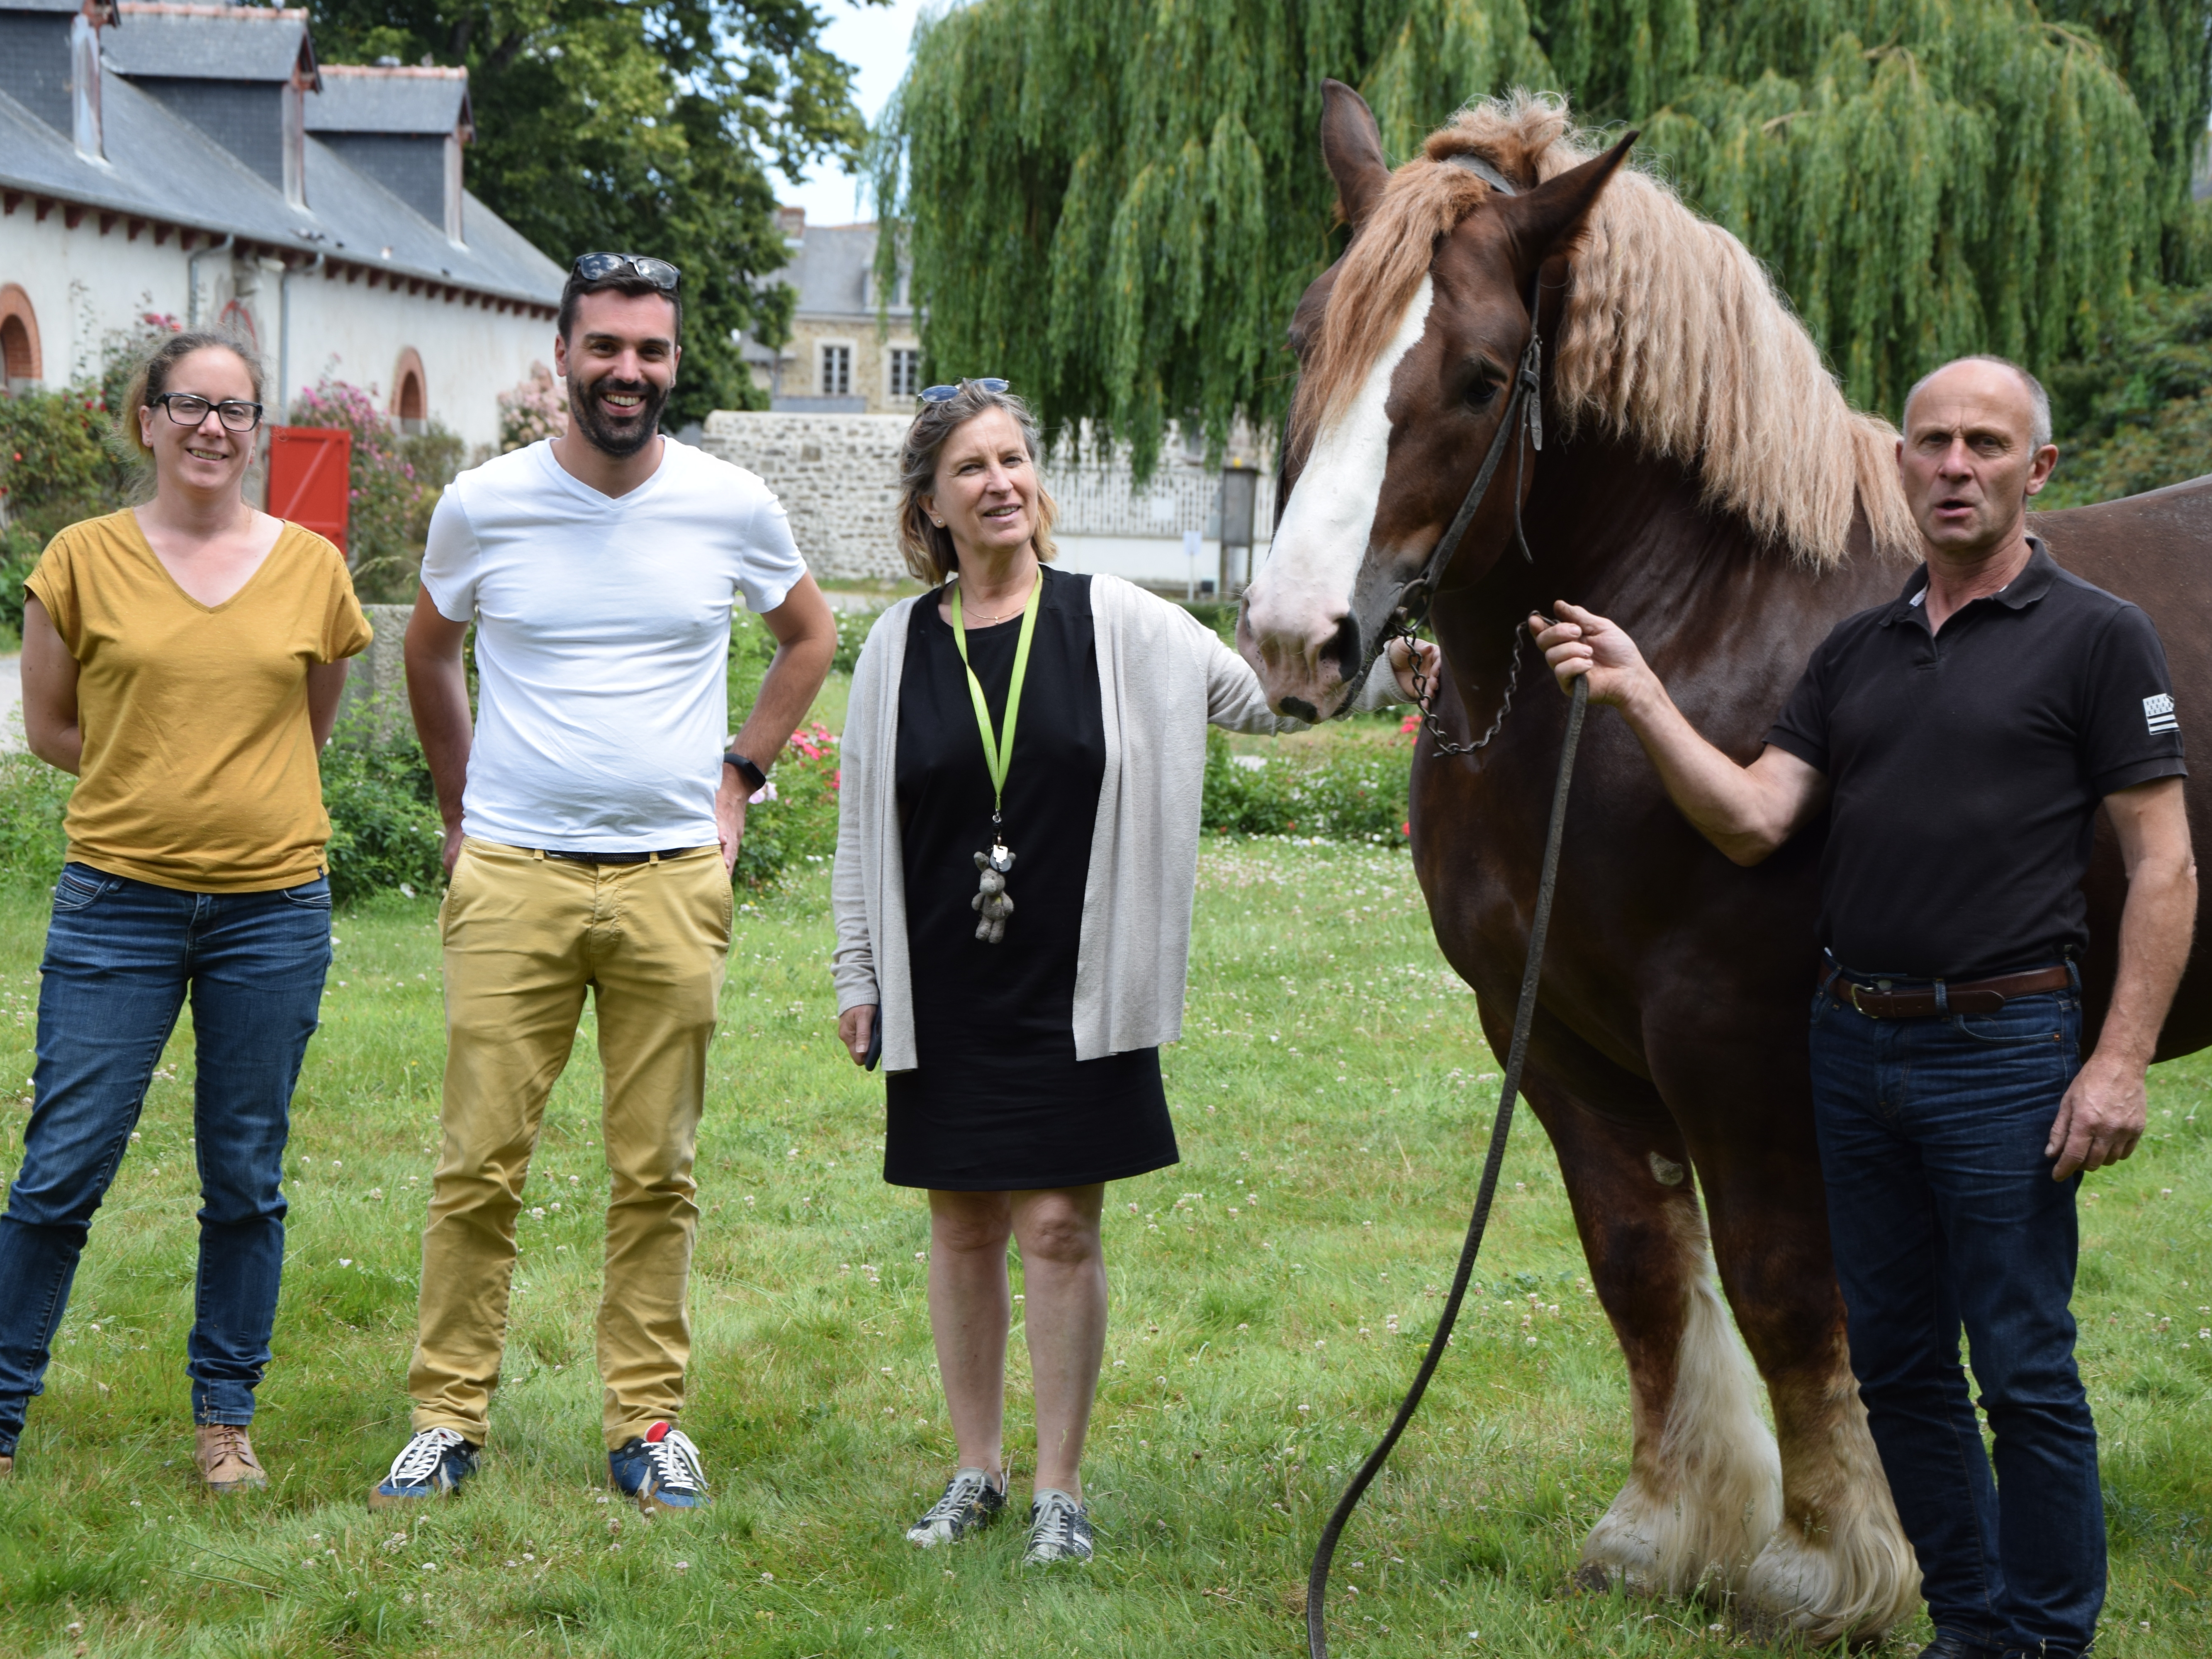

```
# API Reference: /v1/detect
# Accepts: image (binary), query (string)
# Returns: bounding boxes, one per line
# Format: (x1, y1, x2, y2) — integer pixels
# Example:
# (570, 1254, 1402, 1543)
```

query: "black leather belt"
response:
(1822, 963, 2071, 1018)
(539, 848, 696, 867)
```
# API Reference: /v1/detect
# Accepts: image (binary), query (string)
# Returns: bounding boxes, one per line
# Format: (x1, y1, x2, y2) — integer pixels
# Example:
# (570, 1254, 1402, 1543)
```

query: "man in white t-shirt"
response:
(369, 255, 835, 1515)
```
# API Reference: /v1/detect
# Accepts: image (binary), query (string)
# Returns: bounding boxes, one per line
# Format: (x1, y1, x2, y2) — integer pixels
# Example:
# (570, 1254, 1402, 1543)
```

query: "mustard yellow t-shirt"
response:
(27, 510, 375, 892)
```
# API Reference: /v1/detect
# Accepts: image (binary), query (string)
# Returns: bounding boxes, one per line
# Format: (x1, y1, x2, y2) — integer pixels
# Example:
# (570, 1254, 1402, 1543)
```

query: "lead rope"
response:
(1307, 672, 1590, 1659)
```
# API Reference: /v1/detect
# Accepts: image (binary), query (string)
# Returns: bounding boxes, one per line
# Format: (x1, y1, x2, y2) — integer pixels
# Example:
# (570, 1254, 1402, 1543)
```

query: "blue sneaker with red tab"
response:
(608, 1421, 710, 1514)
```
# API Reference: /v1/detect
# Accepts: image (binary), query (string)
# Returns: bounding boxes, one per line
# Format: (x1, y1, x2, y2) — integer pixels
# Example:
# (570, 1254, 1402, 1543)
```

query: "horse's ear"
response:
(1319, 79, 1390, 231)
(1493, 131, 1638, 282)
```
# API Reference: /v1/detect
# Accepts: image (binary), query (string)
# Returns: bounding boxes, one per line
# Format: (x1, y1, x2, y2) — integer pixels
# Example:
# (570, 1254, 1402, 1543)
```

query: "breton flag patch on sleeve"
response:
(2145, 692, 2180, 735)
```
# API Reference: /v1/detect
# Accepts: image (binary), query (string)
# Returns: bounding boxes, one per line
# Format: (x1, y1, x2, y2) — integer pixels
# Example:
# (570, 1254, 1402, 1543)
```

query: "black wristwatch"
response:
(723, 751, 767, 794)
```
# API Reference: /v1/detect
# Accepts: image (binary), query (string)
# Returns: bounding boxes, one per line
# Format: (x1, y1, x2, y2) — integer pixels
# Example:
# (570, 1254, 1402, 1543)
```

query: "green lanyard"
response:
(949, 571, 1044, 824)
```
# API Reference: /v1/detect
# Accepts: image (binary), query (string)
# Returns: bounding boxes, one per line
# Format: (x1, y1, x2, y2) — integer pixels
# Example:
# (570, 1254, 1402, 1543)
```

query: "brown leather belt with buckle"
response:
(1833, 965, 2071, 1019)
(540, 847, 696, 867)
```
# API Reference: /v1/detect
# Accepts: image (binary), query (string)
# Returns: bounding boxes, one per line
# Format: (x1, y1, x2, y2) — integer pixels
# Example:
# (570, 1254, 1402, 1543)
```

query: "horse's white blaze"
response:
(1579, 1206, 1782, 1598)
(1242, 277, 1433, 705)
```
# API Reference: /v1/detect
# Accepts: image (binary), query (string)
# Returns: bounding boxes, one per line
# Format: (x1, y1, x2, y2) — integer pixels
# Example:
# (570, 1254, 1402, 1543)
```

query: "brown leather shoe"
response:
(0, 1452, 12, 1479)
(195, 1424, 267, 1493)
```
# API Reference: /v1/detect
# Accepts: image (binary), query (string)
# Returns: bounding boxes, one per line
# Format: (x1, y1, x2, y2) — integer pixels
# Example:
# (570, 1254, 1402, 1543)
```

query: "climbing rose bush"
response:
(498, 362, 567, 451)
(287, 377, 458, 603)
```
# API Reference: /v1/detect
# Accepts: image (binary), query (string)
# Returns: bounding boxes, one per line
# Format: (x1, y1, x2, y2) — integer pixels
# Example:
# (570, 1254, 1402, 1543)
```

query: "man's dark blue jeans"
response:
(1809, 980, 2101, 1659)
(0, 864, 331, 1457)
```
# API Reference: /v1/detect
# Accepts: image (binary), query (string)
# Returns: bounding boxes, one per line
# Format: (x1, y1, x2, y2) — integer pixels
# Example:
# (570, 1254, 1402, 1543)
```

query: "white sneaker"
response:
(1023, 1488, 1093, 1564)
(906, 1467, 1007, 1546)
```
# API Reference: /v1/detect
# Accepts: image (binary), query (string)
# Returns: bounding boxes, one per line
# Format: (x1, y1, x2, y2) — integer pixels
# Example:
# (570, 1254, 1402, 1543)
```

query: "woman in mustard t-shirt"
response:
(0, 332, 371, 1491)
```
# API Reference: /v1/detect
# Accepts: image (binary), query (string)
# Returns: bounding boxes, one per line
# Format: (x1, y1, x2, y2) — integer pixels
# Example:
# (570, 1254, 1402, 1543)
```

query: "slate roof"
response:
(102, 4, 316, 86)
(784, 222, 912, 321)
(309, 65, 469, 136)
(0, 66, 563, 307)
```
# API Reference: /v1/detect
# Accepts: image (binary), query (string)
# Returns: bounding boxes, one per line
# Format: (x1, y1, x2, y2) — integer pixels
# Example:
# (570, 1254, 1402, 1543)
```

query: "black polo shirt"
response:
(1765, 540, 2186, 981)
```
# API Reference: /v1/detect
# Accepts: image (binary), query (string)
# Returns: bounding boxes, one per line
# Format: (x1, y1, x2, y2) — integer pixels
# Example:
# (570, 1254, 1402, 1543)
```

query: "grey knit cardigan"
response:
(830, 573, 1395, 1072)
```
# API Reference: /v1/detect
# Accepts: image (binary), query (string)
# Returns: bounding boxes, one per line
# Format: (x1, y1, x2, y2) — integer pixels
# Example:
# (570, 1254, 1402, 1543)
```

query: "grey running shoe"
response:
(906, 1467, 1006, 1547)
(1023, 1487, 1093, 1564)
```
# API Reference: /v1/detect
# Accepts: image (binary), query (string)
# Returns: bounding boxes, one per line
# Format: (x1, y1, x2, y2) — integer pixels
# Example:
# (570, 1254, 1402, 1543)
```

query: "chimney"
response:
(777, 204, 806, 239)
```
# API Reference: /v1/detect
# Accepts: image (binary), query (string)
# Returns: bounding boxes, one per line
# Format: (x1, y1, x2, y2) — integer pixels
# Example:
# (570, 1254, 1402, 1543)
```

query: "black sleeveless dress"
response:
(883, 568, 1179, 1190)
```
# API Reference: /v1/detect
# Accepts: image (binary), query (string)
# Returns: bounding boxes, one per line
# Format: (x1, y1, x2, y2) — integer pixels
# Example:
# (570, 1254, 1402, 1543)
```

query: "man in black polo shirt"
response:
(1530, 355, 2195, 1659)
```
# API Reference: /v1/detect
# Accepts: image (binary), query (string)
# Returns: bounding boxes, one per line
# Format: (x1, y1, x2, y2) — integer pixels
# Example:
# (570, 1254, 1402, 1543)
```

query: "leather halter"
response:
(1388, 153, 1545, 637)
(1372, 153, 1549, 753)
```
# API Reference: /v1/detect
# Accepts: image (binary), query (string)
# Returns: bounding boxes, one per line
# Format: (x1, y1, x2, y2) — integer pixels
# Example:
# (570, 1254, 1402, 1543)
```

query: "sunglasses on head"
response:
(569, 253, 682, 292)
(920, 377, 1010, 403)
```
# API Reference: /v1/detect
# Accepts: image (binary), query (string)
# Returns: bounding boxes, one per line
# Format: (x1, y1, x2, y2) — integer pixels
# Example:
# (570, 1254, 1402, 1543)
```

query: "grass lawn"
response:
(0, 842, 2205, 1657)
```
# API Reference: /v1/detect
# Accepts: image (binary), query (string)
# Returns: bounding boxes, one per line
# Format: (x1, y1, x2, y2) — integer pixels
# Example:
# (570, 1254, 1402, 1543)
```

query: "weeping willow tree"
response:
(873, 0, 2210, 472)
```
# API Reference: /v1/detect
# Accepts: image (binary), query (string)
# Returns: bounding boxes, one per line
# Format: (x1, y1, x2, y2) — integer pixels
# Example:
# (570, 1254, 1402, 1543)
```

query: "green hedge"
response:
(1201, 725, 1414, 844)
(0, 662, 1416, 907)
(318, 711, 447, 906)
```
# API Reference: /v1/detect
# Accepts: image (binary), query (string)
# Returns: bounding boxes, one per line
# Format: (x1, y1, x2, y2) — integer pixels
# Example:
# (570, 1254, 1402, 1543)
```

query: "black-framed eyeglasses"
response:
(920, 377, 1010, 402)
(155, 392, 263, 433)
(570, 252, 682, 292)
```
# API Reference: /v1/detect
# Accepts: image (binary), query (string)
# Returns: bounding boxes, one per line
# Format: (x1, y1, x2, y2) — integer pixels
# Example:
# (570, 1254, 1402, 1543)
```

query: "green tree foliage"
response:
(875, 0, 2210, 466)
(2040, 284, 2212, 505)
(305, 1, 879, 427)
(2040, 0, 2212, 277)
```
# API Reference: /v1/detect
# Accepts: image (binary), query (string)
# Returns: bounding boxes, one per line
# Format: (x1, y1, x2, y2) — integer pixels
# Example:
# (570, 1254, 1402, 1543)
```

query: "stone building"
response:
(703, 409, 1275, 589)
(726, 214, 1275, 588)
(0, 0, 564, 451)
(745, 209, 921, 415)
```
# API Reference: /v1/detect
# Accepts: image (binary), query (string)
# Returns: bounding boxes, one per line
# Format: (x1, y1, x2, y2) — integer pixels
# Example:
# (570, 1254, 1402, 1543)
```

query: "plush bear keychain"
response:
(971, 844, 1016, 943)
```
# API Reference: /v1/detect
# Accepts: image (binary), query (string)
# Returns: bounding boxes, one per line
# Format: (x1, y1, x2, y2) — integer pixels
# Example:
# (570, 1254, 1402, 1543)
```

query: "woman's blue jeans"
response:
(0, 864, 331, 1455)
(1808, 984, 2101, 1659)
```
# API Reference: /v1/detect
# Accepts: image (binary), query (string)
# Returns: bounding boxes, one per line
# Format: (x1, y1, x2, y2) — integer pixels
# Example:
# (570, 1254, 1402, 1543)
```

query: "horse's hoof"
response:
(1569, 1560, 1620, 1596)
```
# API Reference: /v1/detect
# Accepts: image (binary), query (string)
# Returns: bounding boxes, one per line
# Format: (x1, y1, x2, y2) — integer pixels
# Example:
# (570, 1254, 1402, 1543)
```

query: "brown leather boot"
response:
(195, 1424, 267, 1493)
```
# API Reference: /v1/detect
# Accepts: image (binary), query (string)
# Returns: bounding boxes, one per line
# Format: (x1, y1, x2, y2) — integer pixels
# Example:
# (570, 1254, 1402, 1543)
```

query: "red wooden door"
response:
(267, 426, 352, 555)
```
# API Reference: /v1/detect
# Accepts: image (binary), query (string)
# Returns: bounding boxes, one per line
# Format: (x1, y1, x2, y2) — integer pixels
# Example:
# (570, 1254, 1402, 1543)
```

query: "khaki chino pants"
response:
(409, 838, 731, 1450)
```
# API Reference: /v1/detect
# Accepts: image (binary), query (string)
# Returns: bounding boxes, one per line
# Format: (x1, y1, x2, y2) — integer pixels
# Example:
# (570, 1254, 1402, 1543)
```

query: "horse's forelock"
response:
(1288, 162, 1494, 457)
(1286, 94, 1576, 465)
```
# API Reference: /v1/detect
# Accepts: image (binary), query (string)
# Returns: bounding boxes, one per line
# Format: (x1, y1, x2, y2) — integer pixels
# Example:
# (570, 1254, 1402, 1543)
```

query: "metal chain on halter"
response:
(1393, 613, 1528, 755)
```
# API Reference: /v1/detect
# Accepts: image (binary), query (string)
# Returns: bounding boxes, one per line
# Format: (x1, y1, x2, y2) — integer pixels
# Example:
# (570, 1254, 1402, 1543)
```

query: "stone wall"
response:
(702, 410, 911, 581)
(336, 603, 419, 739)
(701, 410, 1276, 584)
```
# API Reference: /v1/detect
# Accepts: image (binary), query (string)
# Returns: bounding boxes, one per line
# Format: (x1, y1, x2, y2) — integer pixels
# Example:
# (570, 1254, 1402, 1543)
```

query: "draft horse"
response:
(1240, 83, 2212, 1644)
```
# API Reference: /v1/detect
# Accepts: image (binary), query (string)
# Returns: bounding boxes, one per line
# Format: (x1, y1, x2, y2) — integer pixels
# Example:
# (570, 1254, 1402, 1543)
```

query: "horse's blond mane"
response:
(1296, 92, 1916, 569)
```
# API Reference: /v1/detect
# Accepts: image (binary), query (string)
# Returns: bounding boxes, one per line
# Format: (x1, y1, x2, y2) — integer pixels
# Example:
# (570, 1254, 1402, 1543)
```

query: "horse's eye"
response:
(1463, 375, 1502, 411)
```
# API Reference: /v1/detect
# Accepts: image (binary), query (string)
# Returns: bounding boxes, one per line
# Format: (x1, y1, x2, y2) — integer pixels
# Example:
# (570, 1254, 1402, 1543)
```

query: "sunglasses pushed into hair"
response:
(569, 253, 682, 292)
(154, 392, 263, 433)
(920, 377, 1010, 403)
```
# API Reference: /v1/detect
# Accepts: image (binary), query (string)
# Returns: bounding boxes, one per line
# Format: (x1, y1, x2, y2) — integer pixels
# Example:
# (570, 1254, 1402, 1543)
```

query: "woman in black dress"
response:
(832, 382, 1427, 1565)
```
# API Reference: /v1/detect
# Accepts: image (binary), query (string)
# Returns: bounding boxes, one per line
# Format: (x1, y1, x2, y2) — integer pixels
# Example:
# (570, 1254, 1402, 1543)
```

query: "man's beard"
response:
(569, 373, 670, 457)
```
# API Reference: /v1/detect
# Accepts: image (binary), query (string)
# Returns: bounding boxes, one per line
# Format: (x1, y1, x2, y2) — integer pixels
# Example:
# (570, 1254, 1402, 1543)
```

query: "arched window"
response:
(0, 285, 41, 392)
(392, 347, 427, 435)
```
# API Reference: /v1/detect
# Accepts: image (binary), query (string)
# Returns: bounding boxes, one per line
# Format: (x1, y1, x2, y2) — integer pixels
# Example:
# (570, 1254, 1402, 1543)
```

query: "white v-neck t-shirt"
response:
(420, 437, 808, 851)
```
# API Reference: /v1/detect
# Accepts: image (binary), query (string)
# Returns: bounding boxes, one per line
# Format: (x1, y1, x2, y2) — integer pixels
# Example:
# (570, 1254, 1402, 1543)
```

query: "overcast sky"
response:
(770, 0, 932, 227)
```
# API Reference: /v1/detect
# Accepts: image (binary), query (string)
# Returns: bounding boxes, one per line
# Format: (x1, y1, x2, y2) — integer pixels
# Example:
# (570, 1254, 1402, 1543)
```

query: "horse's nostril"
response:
(1322, 615, 1362, 683)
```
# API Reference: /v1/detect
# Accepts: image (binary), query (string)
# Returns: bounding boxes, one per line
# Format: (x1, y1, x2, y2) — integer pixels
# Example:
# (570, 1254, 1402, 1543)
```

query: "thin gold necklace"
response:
(958, 568, 1038, 626)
